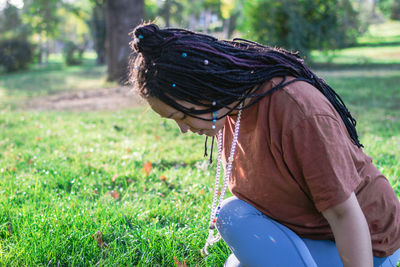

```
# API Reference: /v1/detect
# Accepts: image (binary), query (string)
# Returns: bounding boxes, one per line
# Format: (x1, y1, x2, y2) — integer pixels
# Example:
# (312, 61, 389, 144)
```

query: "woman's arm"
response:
(321, 192, 373, 267)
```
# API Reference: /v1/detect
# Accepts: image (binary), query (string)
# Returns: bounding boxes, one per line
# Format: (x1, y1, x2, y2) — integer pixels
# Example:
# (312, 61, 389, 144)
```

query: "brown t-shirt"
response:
(223, 76, 400, 257)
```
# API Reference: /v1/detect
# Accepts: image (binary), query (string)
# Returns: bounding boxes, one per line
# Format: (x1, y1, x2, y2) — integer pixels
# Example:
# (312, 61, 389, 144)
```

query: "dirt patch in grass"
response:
(23, 87, 145, 111)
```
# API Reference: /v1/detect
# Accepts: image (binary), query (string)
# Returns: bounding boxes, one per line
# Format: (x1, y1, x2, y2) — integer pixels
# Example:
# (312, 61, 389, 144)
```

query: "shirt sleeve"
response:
(282, 114, 362, 212)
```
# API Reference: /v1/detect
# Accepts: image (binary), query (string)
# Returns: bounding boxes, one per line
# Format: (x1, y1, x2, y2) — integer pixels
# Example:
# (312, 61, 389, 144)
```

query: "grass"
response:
(312, 45, 400, 64)
(311, 20, 400, 65)
(0, 22, 399, 266)
(0, 109, 227, 266)
(0, 55, 115, 110)
(357, 20, 400, 45)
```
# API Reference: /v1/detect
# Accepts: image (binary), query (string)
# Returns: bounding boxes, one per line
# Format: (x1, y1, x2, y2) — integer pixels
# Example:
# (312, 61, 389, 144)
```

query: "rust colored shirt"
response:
(223, 76, 400, 257)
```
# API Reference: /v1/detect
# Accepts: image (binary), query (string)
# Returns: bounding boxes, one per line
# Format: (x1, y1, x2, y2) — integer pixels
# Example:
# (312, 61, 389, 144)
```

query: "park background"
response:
(0, 0, 399, 266)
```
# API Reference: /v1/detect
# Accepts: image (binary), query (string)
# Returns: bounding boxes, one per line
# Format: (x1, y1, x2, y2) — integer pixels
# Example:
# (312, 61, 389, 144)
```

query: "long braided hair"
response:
(130, 23, 362, 148)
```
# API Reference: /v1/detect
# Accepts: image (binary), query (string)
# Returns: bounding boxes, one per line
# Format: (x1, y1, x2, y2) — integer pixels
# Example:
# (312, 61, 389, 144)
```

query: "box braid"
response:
(129, 23, 362, 148)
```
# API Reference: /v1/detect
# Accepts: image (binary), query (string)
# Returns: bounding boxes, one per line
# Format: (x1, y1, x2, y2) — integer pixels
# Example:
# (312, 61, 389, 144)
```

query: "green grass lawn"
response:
(0, 109, 224, 266)
(0, 56, 115, 110)
(0, 22, 400, 266)
(311, 20, 400, 65)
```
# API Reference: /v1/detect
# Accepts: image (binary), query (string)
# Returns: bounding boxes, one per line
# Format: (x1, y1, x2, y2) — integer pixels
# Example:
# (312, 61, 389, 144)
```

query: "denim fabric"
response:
(217, 196, 400, 267)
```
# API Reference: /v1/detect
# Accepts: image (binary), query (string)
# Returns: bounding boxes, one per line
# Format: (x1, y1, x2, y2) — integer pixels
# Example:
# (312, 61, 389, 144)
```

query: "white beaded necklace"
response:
(201, 104, 243, 256)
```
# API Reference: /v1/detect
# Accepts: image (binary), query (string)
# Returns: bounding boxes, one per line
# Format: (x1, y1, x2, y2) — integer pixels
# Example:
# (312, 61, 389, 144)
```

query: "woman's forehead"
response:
(147, 97, 177, 118)
(147, 97, 210, 118)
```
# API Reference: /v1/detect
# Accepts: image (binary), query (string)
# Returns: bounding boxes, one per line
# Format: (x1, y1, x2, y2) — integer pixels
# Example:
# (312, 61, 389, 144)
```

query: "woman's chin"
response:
(192, 129, 219, 136)
(205, 130, 219, 137)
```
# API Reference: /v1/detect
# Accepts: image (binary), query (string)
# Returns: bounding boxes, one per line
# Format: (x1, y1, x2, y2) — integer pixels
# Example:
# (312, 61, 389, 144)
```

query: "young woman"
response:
(129, 23, 400, 267)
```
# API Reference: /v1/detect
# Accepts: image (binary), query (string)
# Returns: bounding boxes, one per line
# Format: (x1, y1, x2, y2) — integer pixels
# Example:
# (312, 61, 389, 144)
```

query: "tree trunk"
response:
(391, 0, 400, 20)
(92, 3, 106, 65)
(164, 0, 171, 27)
(223, 12, 239, 39)
(105, 0, 144, 83)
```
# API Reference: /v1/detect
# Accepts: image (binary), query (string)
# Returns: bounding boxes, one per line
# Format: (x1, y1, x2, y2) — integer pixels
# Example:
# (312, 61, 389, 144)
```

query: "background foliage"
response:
(1, 0, 400, 72)
(241, 0, 360, 58)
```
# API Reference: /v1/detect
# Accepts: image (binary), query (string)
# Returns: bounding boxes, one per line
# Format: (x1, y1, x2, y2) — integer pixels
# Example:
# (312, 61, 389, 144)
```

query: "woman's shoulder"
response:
(267, 76, 340, 120)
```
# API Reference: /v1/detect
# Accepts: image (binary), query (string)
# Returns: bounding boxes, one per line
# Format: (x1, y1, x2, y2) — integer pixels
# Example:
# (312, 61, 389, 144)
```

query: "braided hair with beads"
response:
(129, 23, 363, 148)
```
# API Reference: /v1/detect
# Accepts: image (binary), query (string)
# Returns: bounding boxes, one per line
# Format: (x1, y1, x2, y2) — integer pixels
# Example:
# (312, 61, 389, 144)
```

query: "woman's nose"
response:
(176, 121, 189, 133)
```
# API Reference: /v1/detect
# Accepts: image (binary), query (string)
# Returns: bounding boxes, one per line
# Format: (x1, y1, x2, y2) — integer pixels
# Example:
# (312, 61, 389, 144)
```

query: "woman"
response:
(129, 23, 400, 267)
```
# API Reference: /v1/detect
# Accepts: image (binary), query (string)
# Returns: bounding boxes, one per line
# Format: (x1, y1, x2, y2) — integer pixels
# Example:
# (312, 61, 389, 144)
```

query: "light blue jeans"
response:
(216, 196, 400, 267)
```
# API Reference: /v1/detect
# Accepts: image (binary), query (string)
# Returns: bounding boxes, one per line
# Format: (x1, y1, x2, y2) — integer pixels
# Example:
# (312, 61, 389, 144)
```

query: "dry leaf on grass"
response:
(93, 230, 107, 250)
(142, 161, 152, 175)
(160, 175, 175, 189)
(109, 191, 121, 200)
(173, 256, 187, 267)
(111, 174, 118, 182)
(7, 223, 12, 236)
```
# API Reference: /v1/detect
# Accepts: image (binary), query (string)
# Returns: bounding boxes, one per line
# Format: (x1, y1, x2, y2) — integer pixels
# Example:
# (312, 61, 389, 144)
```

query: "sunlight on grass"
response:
(358, 20, 400, 45)
(0, 109, 227, 265)
(312, 20, 400, 64)
(0, 57, 116, 110)
(47, 52, 98, 64)
(312, 45, 400, 64)
(316, 68, 400, 78)
(0, 63, 112, 99)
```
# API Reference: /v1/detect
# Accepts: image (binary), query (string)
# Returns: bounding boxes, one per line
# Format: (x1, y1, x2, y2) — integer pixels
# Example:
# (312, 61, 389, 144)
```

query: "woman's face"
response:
(147, 97, 229, 136)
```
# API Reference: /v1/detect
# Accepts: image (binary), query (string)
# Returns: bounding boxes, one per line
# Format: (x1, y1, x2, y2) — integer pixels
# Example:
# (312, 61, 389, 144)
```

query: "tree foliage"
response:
(0, 39, 34, 72)
(0, 2, 31, 41)
(63, 40, 84, 66)
(241, 0, 361, 59)
(22, 0, 61, 39)
(378, 0, 400, 20)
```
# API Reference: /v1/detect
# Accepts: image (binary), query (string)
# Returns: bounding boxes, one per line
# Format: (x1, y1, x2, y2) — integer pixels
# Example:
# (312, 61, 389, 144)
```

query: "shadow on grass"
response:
(153, 159, 201, 170)
(324, 75, 400, 110)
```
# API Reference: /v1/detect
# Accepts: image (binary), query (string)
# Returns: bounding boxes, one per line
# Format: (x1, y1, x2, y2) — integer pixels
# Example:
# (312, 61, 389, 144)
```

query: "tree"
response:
(105, 0, 144, 83)
(90, 0, 106, 65)
(144, 0, 159, 21)
(158, 0, 183, 27)
(391, 0, 400, 19)
(241, 0, 361, 60)
(58, 3, 92, 66)
(1, 2, 21, 35)
(377, 0, 400, 20)
(221, 0, 244, 38)
(0, 1, 31, 41)
(22, 0, 61, 65)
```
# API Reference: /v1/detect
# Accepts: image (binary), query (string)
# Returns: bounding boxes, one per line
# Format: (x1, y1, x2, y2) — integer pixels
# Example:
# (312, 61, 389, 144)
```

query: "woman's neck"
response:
(228, 84, 260, 116)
